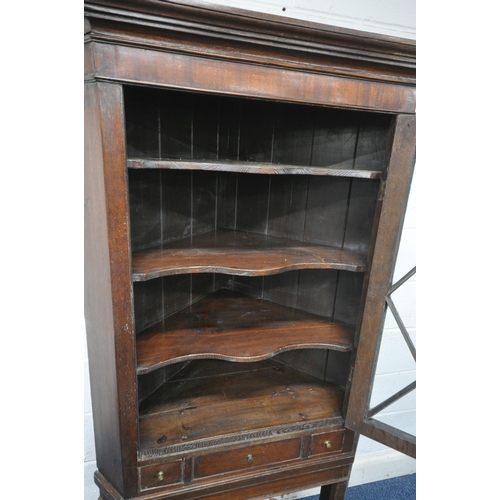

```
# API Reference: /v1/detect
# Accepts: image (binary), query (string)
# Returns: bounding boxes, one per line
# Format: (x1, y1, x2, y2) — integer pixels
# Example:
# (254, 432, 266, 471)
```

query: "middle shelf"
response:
(132, 229, 367, 281)
(136, 289, 355, 374)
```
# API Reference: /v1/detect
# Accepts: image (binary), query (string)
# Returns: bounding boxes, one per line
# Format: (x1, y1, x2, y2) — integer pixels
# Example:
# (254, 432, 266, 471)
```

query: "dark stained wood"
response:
(85, 3, 416, 499)
(140, 461, 183, 491)
(97, 459, 352, 500)
(85, 82, 125, 495)
(136, 290, 354, 374)
(344, 115, 416, 457)
(160, 170, 193, 245)
(84, 0, 416, 86)
(267, 176, 308, 240)
(234, 173, 270, 233)
(128, 158, 382, 178)
(238, 99, 274, 162)
(302, 177, 351, 247)
(133, 278, 163, 333)
(84, 82, 138, 496)
(137, 362, 190, 403)
(128, 169, 162, 251)
(132, 229, 367, 281)
(309, 430, 345, 456)
(194, 439, 302, 478)
(361, 418, 416, 458)
(159, 89, 193, 159)
(320, 480, 349, 500)
(90, 42, 415, 114)
(342, 179, 381, 255)
(139, 359, 345, 457)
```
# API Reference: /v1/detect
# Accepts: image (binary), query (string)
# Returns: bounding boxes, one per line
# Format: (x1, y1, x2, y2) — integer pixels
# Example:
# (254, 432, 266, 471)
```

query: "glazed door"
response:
(345, 114, 416, 458)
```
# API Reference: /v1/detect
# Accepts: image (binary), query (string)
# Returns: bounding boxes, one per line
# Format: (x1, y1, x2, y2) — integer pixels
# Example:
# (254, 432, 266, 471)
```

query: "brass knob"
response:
(157, 471, 164, 481)
(247, 454, 254, 463)
(324, 441, 332, 449)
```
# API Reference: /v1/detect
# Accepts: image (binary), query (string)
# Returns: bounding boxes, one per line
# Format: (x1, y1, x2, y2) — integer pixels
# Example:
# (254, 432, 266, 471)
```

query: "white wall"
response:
(194, 0, 416, 39)
(84, 2, 416, 499)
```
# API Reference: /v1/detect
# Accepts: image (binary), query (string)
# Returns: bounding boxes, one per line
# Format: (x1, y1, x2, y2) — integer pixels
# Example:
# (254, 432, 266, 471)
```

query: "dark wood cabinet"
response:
(84, 2, 416, 499)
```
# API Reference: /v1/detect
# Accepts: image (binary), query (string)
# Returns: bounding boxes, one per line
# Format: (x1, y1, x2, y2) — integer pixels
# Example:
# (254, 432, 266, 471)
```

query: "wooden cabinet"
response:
(84, 2, 416, 499)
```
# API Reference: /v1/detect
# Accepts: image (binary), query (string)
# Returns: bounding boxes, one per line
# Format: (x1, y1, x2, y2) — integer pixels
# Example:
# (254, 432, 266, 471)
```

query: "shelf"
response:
(128, 158, 382, 179)
(139, 358, 345, 459)
(132, 229, 366, 281)
(136, 290, 354, 374)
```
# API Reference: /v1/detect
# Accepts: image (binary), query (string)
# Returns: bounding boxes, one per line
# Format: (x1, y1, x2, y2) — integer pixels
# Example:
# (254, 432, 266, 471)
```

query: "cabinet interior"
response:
(123, 86, 391, 460)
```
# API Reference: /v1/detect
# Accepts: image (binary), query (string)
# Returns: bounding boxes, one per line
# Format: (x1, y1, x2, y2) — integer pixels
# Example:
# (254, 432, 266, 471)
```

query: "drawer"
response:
(309, 430, 344, 456)
(139, 460, 183, 491)
(194, 438, 301, 478)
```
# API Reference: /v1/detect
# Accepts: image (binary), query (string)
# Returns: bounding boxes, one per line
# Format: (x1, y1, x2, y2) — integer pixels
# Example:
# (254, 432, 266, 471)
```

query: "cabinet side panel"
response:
(84, 82, 125, 494)
(85, 81, 139, 496)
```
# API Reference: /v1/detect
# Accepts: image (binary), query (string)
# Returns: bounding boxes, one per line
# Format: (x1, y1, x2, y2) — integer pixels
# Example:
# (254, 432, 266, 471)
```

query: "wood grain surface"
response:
(132, 229, 367, 281)
(139, 359, 345, 456)
(136, 290, 354, 373)
(128, 159, 382, 178)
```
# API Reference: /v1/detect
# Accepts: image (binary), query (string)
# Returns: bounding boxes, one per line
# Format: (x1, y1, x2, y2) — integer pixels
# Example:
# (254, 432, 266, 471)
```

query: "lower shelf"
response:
(138, 358, 345, 460)
(136, 289, 354, 374)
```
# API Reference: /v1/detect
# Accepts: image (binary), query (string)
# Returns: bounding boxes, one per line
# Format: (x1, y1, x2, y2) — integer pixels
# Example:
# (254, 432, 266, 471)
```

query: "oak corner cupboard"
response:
(84, 2, 416, 499)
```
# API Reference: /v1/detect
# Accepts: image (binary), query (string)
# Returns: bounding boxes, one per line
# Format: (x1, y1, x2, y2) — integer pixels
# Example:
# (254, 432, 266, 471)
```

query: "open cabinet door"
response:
(345, 114, 416, 458)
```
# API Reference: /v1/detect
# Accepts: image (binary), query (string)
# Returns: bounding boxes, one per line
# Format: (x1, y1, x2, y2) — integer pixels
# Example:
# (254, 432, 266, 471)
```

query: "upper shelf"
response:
(132, 229, 367, 281)
(127, 158, 382, 179)
(135, 289, 354, 375)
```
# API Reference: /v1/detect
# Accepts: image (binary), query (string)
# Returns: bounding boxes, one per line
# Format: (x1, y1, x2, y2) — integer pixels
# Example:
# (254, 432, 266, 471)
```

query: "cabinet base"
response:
(95, 455, 353, 500)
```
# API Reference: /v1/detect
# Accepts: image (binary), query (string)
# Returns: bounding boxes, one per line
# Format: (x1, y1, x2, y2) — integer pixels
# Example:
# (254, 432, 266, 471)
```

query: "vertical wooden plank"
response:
(217, 172, 237, 230)
(133, 279, 163, 333)
(345, 115, 416, 455)
(239, 98, 274, 162)
(235, 173, 270, 233)
(342, 179, 380, 254)
(124, 86, 159, 158)
(310, 108, 358, 167)
(192, 273, 216, 303)
(192, 93, 219, 160)
(218, 97, 240, 160)
(161, 170, 192, 242)
(332, 272, 365, 325)
(324, 351, 352, 388)
(162, 274, 192, 318)
(263, 271, 299, 309)
(354, 113, 392, 171)
(192, 171, 217, 236)
(160, 89, 192, 159)
(273, 102, 315, 165)
(267, 175, 308, 240)
(303, 177, 351, 247)
(296, 269, 337, 318)
(320, 480, 349, 500)
(128, 169, 161, 252)
(84, 81, 138, 497)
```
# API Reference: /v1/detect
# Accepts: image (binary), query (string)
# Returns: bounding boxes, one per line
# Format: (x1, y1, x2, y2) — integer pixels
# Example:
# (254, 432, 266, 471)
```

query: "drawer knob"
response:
(324, 441, 332, 449)
(157, 471, 164, 481)
(247, 454, 254, 463)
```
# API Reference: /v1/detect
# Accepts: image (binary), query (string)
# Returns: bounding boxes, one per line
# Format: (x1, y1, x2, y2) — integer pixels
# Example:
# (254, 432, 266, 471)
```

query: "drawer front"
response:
(309, 430, 344, 456)
(139, 460, 183, 491)
(194, 438, 301, 478)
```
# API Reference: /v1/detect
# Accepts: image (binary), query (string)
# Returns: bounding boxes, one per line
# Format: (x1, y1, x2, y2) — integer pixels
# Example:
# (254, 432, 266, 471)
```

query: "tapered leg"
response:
(319, 480, 348, 500)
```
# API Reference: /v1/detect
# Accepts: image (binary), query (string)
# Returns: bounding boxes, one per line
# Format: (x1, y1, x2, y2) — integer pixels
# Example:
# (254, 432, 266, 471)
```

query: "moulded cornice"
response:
(84, 0, 416, 85)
